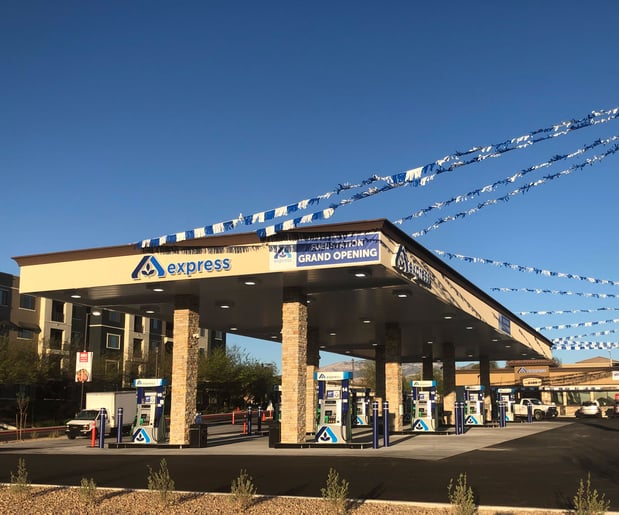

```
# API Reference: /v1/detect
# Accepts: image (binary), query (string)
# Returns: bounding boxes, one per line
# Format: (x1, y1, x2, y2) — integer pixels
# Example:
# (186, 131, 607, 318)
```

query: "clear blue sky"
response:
(2, 1, 619, 371)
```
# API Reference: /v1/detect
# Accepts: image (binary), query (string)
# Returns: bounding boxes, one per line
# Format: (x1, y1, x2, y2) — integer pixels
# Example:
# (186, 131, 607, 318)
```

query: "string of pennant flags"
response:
(552, 341, 619, 350)
(394, 135, 619, 226)
(519, 307, 619, 316)
(410, 143, 619, 237)
(138, 105, 619, 248)
(535, 318, 619, 332)
(434, 251, 619, 287)
(551, 329, 619, 342)
(491, 287, 619, 299)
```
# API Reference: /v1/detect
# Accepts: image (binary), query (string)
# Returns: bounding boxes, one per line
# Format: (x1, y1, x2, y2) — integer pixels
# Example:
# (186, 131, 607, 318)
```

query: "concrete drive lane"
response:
(0, 419, 617, 512)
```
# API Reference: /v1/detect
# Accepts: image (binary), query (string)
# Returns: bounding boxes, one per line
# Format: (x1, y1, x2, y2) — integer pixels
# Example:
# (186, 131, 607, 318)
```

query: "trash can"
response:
(268, 422, 280, 448)
(189, 423, 208, 448)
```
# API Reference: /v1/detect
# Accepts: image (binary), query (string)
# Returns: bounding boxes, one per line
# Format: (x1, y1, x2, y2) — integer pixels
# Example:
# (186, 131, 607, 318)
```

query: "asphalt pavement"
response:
(1, 418, 618, 512)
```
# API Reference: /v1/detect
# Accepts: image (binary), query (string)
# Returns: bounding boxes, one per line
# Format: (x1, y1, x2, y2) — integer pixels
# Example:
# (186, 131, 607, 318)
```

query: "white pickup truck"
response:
(513, 398, 558, 421)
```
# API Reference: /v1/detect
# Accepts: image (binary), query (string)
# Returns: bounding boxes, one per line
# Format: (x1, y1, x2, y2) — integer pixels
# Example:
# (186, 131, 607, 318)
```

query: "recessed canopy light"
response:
(91, 309, 102, 317)
(145, 309, 156, 315)
(329, 331, 337, 336)
(216, 301, 233, 309)
(70, 293, 81, 299)
(426, 340, 434, 345)
(465, 326, 474, 330)
(443, 314, 454, 320)
(504, 344, 511, 348)
(351, 268, 371, 278)
(360, 318, 372, 324)
(241, 277, 258, 286)
(467, 353, 473, 358)
(229, 326, 238, 331)
(152, 287, 164, 292)
(393, 289, 411, 298)
(320, 345, 326, 349)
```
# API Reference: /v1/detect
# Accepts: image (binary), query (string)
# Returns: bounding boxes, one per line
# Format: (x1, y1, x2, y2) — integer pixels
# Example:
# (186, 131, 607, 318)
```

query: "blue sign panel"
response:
(296, 234, 380, 268)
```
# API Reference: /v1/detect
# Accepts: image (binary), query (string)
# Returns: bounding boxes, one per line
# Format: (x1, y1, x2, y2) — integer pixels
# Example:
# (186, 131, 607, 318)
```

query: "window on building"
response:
(19, 294, 36, 310)
(133, 316, 143, 333)
(0, 288, 9, 306)
(49, 328, 63, 350)
(17, 328, 34, 340)
(51, 300, 65, 323)
(108, 311, 122, 323)
(105, 360, 119, 374)
(133, 338, 143, 358)
(106, 333, 121, 350)
(150, 318, 162, 332)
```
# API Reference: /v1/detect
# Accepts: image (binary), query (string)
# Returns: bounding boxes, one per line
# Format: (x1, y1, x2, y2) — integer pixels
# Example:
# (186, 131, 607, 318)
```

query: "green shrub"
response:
(9, 458, 31, 496)
(447, 472, 476, 515)
(572, 473, 610, 515)
(79, 477, 98, 507)
(230, 468, 257, 511)
(147, 458, 175, 506)
(320, 467, 349, 515)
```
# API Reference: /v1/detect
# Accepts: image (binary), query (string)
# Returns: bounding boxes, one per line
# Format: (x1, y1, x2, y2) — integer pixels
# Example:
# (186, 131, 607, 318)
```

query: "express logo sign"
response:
(132, 254, 231, 280)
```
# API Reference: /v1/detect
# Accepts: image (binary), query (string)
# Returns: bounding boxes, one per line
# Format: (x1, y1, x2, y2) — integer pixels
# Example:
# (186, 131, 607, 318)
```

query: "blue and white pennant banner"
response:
(535, 318, 619, 331)
(519, 307, 619, 316)
(551, 329, 619, 342)
(394, 136, 619, 226)
(434, 251, 619, 287)
(492, 287, 619, 299)
(138, 106, 619, 247)
(552, 341, 619, 350)
(411, 143, 619, 237)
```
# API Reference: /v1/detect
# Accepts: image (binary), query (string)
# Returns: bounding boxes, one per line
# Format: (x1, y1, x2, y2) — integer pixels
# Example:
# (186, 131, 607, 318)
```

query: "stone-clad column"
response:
(385, 323, 403, 432)
(442, 342, 456, 425)
(169, 295, 200, 445)
(306, 328, 319, 434)
(281, 288, 308, 444)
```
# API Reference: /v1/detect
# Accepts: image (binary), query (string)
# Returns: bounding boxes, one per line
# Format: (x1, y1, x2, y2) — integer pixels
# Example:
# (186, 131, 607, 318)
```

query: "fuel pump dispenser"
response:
(315, 371, 352, 444)
(496, 387, 516, 422)
(464, 385, 485, 425)
(351, 387, 371, 426)
(131, 378, 167, 444)
(410, 380, 439, 432)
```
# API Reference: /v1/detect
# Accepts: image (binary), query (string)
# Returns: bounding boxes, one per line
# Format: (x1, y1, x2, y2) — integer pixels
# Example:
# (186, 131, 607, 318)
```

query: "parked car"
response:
(575, 400, 601, 418)
(606, 394, 619, 418)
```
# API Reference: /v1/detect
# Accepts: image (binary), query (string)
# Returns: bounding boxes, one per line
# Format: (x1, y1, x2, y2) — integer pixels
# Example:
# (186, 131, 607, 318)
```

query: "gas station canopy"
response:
(14, 219, 553, 363)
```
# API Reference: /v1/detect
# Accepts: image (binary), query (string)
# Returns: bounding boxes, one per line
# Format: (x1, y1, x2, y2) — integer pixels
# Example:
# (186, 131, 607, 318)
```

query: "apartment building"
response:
(0, 272, 225, 387)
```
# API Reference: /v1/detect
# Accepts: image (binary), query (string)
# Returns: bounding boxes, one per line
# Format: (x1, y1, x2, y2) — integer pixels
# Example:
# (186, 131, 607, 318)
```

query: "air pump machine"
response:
(496, 387, 516, 422)
(131, 378, 167, 444)
(351, 387, 371, 426)
(410, 380, 440, 432)
(464, 385, 485, 425)
(315, 371, 352, 444)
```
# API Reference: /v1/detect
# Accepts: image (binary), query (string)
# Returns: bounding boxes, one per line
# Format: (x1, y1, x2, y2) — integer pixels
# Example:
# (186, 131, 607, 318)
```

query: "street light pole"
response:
(79, 308, 101, 409)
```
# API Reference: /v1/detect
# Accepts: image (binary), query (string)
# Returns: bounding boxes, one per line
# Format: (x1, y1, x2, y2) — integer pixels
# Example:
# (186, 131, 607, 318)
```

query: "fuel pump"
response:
(315, 371, 352, 444)
(464, 385, 485, 425)
(496, 387, 516, 422)
(351, 387, 371, 426)
(410, 380, 439, 432)
(131, 378, 167, 444)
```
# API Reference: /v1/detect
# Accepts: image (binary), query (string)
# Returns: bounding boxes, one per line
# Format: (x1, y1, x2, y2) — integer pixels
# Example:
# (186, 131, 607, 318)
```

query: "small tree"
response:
(147, 458, 175, 506)
(321, 467, 349, 514)
(230, 468, 257, 511)
(572, 473, 610, 515)
(15, 392, 29, 440)
(9, 458, 31, 496)
(447, 472, 476, 515)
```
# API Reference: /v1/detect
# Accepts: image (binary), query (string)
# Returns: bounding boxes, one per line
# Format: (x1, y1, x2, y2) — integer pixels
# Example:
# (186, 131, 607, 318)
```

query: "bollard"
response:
(90, 422, 96, 447)
(527, 402, 533, 423)
(454, 402, 461, 435)
(116, 407, 124, 443)
(257, 407, 262, 432)
(499, 402, 506, 428)
(372, 401, 379, 449)
(232, 411, 235, 425)
(98, 408, 106, 449)
(382, 400, 390, 448)
(247, 406, 253, 435)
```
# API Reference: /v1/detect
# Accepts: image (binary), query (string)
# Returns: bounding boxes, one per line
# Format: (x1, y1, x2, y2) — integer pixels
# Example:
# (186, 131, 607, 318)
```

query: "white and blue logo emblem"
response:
(132, 427, 152, 444)
(132, 255, 165, 279)
(412, 419, 430, 431)
(316, 426, 339, 443)
(465, 415, 480, 425)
